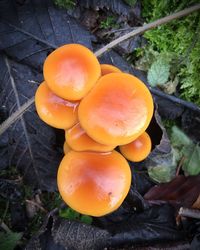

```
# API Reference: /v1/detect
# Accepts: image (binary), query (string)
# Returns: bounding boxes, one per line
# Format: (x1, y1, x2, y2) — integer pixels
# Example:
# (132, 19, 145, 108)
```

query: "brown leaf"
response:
(144, 175, 200, 208)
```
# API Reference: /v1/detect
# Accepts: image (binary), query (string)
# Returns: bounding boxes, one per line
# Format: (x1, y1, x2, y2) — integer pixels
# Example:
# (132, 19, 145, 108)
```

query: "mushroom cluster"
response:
(35, 44, 154, 216)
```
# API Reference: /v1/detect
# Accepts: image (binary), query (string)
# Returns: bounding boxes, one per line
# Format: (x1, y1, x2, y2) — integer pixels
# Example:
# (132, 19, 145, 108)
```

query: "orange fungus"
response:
(63, 141, 71, 154)
(43, 44, 101, 100)
(65, 123, 116, 152)
(35, 82, 79, 129)
(119, 132, 152, 162)
(78, 73, 154, 146)
(57, 150, 131, 216)
(101, 64, 121, 76)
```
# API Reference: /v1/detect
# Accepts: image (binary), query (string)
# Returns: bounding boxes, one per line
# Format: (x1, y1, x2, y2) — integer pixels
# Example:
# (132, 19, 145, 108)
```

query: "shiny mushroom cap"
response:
(57, 150, 131, 216)
(44, 44, 101, 101)
(65, 123, 116, 152)
(119, 131, 152, 162)
(35, 82, 79, 129)
(78, 73, 154, 145)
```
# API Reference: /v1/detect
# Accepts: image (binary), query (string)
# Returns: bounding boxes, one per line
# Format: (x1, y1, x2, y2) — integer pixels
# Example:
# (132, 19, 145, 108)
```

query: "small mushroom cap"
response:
(119, 132, 152, 162)
(78, 73, 154, 145)
(43, 44, 101, 101)
(63, 141, 71, 154)
(35, 82, 79, 129)
(65, 123, 116, 152)
(101, 64, 121, 76)
(57, 150, 131, 216)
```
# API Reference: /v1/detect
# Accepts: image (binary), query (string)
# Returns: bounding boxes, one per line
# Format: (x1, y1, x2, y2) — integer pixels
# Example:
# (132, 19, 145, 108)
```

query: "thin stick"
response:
(25, 199, 48, 213)
(95, 4, 200, 57)
(0, 97, 34, 136)
(150, 87, 200, 114)
(0, 221, 11, 233)
(179, 207, 200, 219)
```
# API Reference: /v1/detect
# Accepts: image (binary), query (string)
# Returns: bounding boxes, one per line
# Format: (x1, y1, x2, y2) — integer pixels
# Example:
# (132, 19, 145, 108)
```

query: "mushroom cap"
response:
(65, 123, 116, 152)
(63, 141, 71, 154)
(78, 73, 154, 145)
(119, 132, 152, 162)
(43, 44, 101, 101)
(57, 150, 131, 216)
(35, 82, 79, 129)
(101, 64, 121, 76)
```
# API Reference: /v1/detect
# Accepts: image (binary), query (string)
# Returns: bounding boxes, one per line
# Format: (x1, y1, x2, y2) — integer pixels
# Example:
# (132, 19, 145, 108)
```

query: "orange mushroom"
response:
(78, 73, 154, 146)
(35, 82, 79, 129)
(101, 64, 121, 76)
(43, 44, 101, 101)
(65, 123, 116, 152)
(119, 132, 152, 162)
(57, 150, 131, 216)
(63, 141, 71, 154)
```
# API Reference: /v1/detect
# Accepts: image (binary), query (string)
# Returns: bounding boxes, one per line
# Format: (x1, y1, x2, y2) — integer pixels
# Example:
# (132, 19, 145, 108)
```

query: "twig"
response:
(179, 207, 200, 219)
(25, 199, 48, 213)
(0, 97, 34, 136)
(176, 156, 185, 176)
(95, 4, 200, 57)
(150, 87, 200, 114)
(0, 221, 11, 233)
(0, 201, 9, 224)
(0, 4, 200, 136)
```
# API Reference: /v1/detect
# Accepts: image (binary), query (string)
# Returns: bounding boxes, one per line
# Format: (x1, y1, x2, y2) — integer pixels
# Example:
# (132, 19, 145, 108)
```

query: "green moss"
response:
(138, 0, 200, 105)
(54, 0, 76, 9)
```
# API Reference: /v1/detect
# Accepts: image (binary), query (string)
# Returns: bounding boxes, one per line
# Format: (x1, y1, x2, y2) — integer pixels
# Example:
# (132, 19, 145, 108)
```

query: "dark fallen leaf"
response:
(0, 179, 23, 202)
(144, 110, 176, 183)
(144, 175, 200, 208)
(106, 23, 142, 55)
(10, 201, 27, 231)
(154, 96, 184, 119)
(26, 205, 186, 249)
(0, 54, 61, 190)
(0, 0, 93, 71)
(99, 49, 147, 83)
(182, 110, 200, 143)
(79, 0, 133, 18)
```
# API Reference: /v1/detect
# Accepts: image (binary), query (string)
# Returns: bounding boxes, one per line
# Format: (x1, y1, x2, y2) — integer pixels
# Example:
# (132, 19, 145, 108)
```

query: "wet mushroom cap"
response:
(101, 64, 122, 75)
(65, 123, 116, 152)
(57, 150, 131, 216)
(63, 141, 71, 154)
(43, 44, 101, 101)
(78, 73, 154, 146)
(35, 82, 79, 129)
(119, 132, 152, 162)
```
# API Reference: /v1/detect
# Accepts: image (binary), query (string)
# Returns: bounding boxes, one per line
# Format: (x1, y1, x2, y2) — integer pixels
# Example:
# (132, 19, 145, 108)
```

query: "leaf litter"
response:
(0, 0, 200, 249)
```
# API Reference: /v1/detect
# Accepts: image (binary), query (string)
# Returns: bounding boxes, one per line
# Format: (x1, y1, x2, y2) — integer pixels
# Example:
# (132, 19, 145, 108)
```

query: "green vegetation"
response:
(135, 0, 200, 105)
(170, 126, 200, 176)
(123, 0, 137, 7)
(59, 207, 93, 224)
(100, 16, 119, 29)
(54, 0, 76, 9)
(0, 231, 22, 250)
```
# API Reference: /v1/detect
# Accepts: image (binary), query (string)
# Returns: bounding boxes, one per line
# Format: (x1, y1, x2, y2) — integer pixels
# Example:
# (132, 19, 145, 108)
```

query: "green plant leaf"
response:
(183, 144, 200, 176)
(0, 232, 22, 250)
(148, 165, 176, 183)
(123, 0, 137, 7)
(147, 58, 170, 87)
(59, 207, 80, 220)
(80, 215, 93, 225)
(171, 126, 191, 149)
